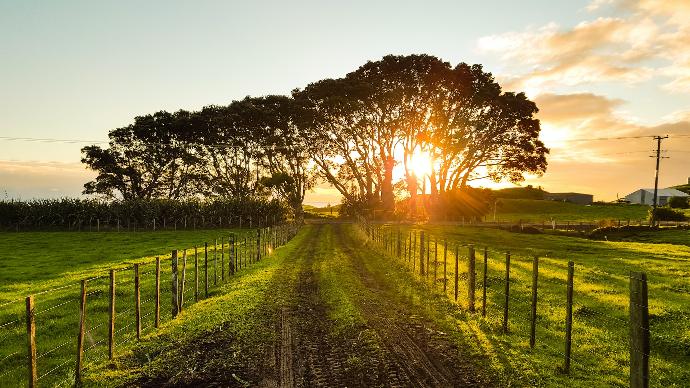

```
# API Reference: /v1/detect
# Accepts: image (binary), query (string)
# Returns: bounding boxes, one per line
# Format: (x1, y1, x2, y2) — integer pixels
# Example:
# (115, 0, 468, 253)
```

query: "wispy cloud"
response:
(0, 160, 94, 199)
(478, 0, 690, 94)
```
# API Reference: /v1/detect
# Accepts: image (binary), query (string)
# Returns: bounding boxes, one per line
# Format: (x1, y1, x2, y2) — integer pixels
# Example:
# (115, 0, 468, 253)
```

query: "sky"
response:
(1, 0, 689, 204)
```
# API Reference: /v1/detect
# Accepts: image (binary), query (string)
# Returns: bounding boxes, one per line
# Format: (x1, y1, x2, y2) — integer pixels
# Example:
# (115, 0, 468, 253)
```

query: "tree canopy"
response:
(82, 54, 548, 219)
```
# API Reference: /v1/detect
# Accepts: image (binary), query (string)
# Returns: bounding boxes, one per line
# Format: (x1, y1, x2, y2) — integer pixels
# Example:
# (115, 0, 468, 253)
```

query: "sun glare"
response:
(410, 150, 432, 177)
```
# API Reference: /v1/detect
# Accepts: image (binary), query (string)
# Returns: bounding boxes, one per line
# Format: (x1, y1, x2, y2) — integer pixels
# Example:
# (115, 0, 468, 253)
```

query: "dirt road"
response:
(113, 224, 492, 387)
(266, 224, 490, 387)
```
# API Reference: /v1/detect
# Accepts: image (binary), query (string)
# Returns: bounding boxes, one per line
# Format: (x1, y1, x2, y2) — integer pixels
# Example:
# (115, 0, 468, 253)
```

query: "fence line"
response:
(360, 221, 659, 387)
(0, 221, 301, 387)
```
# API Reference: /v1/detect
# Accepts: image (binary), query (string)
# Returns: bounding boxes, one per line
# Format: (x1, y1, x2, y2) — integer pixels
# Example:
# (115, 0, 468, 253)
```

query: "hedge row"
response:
(0, 198, 289, 231)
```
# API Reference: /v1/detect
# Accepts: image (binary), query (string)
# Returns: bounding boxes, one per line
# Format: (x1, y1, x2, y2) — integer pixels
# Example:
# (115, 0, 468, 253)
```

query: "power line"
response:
(0, 136, 107, 144)
(566, 135, 656, 142)
(0, 136, 302, 151)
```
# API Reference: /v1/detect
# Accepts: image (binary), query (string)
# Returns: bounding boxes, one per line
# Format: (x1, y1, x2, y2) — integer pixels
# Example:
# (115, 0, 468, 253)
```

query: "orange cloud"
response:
(534, 93, 624, 123)
(0, 160, 94, 199)
(479, 1, 690, 94)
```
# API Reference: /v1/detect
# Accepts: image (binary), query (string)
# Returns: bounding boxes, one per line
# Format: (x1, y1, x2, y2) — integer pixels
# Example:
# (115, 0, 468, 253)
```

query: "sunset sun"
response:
(410, 150, 433, 177)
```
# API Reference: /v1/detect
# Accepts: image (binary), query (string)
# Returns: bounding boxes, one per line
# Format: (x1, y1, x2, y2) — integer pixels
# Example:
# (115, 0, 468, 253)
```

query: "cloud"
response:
(479, 1, 690, 94)
(0, 160, 94, 199)
(533, 92, 690, 168)
(534, 92, 641, 156)
(535, 93, 624, 123)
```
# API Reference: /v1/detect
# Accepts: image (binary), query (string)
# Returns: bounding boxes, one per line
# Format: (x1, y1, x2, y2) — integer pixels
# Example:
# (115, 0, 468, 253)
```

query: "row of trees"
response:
(82, 96, 313, 217)
(82, 55, 548, 219)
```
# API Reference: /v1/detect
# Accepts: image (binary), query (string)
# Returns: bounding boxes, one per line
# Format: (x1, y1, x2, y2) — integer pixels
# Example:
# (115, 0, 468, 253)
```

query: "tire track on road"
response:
(333, 224, 491, 387)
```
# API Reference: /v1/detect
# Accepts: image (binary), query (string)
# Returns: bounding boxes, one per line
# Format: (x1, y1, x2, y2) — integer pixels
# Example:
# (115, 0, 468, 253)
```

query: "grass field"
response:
(0, 228, 276, 387)
(494, 199, 652, 222)
(82, 227, 310, 386)
(378, 223, 690, 386)
(2, 222, 689, 387)
(82, 224, 495, 387)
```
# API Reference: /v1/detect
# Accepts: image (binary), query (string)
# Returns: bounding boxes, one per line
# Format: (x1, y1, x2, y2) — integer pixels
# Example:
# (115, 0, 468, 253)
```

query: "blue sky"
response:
(1, 0, 689, 202)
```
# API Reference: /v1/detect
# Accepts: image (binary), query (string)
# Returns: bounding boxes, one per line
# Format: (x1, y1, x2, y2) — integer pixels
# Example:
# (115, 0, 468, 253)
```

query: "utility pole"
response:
(650, 135, 669, 226)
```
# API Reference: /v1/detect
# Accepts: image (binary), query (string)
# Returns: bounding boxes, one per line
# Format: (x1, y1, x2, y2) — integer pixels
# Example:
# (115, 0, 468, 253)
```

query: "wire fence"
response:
(0, 221, 300, 387)
(359, 221, 689, 387)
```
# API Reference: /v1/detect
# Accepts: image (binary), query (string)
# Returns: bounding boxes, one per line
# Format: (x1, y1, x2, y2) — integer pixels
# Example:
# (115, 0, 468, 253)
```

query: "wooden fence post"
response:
(454, 245, 459, 301)
(564, 261, 574, 373)
(443, 240, 448, 293)
(530, 256, 539, 348)
(235, 235, 239, 271)
(229, 234, 235, 275)
(179, 251, 187, 313)
(134, 264, 141, 340)
(257, 229, 261, 262)
(630, 271, 649, 388)
(221, 238, 225, 281)
(194, 247, 199, 302)
(204, 243, 209, 298)
(468, 245, 476, 312)
(419, 232, 425, 275)
(171, 250, 179, 318)
(503, 252, 510, 333)
(155, 258, 160, 328)
(434, 240, 438, 288)
(410, 231, 417, 275)
(109, 269, 115, 359)
(213, 239, 217, 286)
(25, 296, 37, 387)
(482, 247, 488, 317)
(426, 238, 430, 281)
(75, 279, 87, 383)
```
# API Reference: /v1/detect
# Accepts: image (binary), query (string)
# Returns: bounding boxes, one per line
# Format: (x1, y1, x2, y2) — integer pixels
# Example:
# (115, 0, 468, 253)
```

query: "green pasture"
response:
(494, 199, 652, 222)
(376, 223, 690, 386)
(0, 228, 265, 387)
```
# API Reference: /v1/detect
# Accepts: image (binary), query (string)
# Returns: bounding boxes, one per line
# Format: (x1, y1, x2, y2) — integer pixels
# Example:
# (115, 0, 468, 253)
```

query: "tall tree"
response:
(422, 63, 548, 210)
(233, 96, 317, 217)
(188, 105, 262, 199)
(348, 54, 453, 215)
(296, 55, 548, 218)
(81, 110, 202, 200)
(294, 78, 381, 210)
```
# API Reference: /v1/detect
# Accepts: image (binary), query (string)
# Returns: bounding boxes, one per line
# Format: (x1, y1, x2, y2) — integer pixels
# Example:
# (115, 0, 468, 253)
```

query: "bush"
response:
(650, 207, 688, 222)
(589, 225, 654, 239)
(505, 224, 542, 234)
(668, 196, 689, 209)
(493, 185, 546, 200)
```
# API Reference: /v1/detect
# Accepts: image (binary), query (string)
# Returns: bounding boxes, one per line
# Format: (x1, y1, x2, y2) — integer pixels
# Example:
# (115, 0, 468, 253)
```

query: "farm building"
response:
(624, 188, 689, 206)
(543, 192, 594, 205)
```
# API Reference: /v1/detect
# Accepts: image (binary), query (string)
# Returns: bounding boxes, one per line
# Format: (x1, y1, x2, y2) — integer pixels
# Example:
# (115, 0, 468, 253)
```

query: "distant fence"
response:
(2, 214, 286, 233)
(0, 222, 300, 387)
(358, 222, 688, 387)
(380, 218, 689, 233)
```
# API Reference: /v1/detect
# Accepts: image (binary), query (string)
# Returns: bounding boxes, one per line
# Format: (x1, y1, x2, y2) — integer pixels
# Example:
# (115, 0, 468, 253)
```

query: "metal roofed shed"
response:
(624, 188, 689, 206)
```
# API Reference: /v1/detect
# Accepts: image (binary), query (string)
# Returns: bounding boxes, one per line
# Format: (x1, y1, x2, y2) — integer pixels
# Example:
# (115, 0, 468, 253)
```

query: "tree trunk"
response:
(381, 156, 395, 217)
